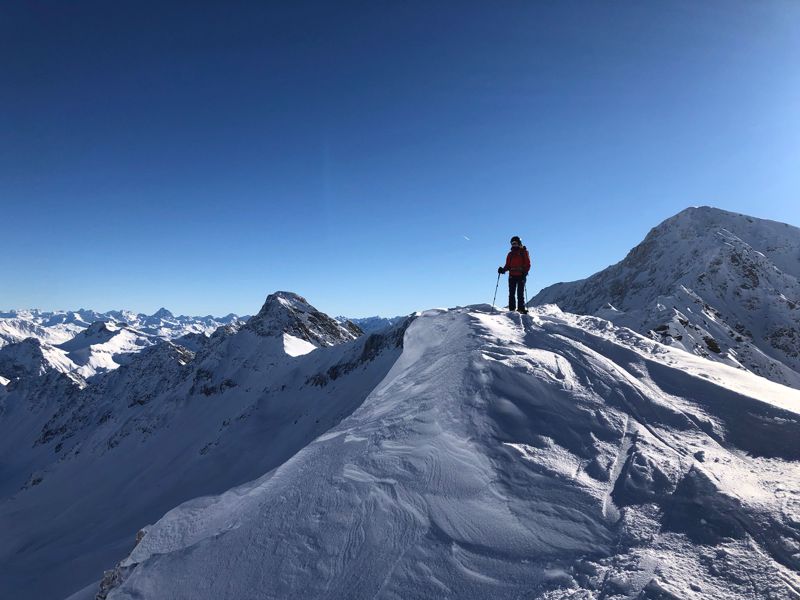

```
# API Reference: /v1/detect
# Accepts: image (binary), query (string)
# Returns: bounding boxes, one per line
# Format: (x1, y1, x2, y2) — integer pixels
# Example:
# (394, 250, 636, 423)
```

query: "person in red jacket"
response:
(498, 236, 531, 313)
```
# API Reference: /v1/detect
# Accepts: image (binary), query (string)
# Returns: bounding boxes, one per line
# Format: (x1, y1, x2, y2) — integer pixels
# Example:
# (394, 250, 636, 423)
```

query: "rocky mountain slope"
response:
(532, 207, 800, 389)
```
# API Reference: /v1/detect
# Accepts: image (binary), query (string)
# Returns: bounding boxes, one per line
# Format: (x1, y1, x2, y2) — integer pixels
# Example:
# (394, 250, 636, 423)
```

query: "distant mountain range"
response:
(0, 307, 244, 345)
(337, 315, 407, 334)
(0, 308, 247, 380)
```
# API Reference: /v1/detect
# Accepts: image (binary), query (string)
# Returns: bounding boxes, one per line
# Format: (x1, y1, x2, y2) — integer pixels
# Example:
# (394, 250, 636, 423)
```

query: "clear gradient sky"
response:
(2, 1, 799, 317)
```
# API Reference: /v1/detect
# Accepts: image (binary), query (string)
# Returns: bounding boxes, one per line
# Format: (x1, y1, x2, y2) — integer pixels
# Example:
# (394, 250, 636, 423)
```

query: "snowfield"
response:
(88, 304, 800, 600)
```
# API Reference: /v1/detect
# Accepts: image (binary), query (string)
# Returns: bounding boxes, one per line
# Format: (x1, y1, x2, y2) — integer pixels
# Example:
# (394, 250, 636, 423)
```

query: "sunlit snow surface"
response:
(282, 333, 318, 357)
(97, 305, 800, 600)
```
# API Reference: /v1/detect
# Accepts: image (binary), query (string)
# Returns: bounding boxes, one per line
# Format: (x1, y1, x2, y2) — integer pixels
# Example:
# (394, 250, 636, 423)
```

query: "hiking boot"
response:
(518, 308, 528, 314)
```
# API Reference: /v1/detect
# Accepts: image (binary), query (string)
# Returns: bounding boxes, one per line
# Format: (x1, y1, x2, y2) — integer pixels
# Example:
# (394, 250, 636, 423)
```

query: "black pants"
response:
(508, 275, 526, 311)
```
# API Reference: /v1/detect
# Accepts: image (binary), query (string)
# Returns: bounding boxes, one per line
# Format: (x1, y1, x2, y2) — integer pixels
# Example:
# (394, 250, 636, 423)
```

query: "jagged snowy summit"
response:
(246, 291, 362, 352)
(533, 206, 800, 389)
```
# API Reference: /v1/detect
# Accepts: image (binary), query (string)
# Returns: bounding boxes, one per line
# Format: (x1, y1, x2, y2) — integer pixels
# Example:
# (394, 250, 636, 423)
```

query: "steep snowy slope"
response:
(533, 207, 800, 389)
(0, 337, 79, 380)
(0, 293, 396, 600)
(90, 305, 800, 600)
(0, 339, 84, 500)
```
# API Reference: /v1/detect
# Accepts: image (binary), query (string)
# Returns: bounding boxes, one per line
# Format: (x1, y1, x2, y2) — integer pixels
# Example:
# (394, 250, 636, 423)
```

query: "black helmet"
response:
(510, 236, 521, 245)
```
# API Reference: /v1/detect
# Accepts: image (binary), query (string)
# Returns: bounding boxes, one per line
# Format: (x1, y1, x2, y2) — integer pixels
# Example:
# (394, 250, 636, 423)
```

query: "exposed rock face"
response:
(246, 291, 363, 346)
(532, 206, 800, 388)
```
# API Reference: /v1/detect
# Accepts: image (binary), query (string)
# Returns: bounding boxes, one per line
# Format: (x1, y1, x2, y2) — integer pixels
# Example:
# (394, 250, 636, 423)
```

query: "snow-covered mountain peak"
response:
(55, 321, 159, 378)
(245, 291, 363, 347)
(533, 206, 800, 388)
(151, 307, 174, 320)
(59, 321, 120, 349)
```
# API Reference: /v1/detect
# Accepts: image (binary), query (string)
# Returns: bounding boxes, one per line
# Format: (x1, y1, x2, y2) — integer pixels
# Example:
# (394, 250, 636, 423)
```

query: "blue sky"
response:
(2, 1, 799, 317)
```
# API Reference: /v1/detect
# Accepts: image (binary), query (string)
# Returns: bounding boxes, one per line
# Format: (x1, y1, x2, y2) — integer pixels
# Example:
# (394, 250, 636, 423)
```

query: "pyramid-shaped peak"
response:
(152, 307, 174, 319)
(247, 291, 360, 347)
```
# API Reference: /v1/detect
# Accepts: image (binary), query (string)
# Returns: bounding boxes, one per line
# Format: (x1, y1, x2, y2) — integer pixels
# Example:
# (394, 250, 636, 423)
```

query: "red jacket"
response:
(504, 246, 531, 277)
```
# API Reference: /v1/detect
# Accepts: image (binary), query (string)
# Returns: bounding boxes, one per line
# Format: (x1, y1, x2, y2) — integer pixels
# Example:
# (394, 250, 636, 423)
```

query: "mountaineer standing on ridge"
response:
(498, 236, 531, 314)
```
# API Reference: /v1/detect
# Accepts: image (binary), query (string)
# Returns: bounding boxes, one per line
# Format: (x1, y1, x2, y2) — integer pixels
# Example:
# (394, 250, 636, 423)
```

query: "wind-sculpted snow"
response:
(533, 206, 800, 390)
(94, 306, 800, 600)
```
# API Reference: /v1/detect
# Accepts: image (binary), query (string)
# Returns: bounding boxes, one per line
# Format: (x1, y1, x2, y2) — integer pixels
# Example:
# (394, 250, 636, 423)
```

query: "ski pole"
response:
(491, 272, 501, 313)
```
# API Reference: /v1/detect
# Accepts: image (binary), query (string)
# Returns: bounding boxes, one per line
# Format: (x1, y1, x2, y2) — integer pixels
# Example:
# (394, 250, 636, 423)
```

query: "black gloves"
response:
(497, 267, 505, 274)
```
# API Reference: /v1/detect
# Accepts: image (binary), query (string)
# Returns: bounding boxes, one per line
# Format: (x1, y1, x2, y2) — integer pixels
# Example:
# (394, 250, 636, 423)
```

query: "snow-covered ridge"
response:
(533, 206, 800, 389)
(84, 304, 799, 600)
